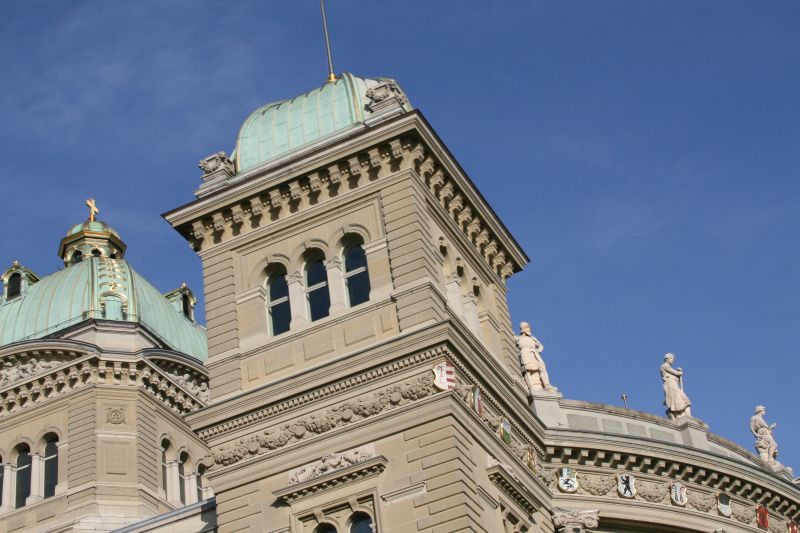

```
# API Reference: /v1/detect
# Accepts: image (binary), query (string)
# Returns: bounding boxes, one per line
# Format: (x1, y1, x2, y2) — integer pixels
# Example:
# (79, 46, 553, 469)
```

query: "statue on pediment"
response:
(751, 405, 779, 465)
(516, 322, 556, 394)
(661, 353, 692, 420)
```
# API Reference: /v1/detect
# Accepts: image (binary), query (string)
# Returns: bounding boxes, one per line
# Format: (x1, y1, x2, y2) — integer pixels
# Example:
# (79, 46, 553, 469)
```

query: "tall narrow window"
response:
(178, 452, 188, 505)
(196, 464, 207, 501)
(43, 434, 59, 498)
(349, 513, 373, 533)
(161, 440, 170, 497)
(15, 444, 31, 508)
(343, 237, 370, 307)
(72, 250, 83, 263)
(305, 251, 330, 322)
(6, 273, 21, 299)
(266, 265, 290, 335)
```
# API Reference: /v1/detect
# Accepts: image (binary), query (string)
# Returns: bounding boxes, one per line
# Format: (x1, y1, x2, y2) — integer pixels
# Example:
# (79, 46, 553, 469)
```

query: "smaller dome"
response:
(67, 220, 120, 239)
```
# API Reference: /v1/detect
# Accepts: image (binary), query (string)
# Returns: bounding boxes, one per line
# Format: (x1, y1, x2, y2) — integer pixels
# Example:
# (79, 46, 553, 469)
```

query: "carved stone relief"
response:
(288, 445, 374, 485)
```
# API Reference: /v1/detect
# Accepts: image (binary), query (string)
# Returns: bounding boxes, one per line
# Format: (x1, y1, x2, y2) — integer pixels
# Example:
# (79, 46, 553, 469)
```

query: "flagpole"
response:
(320, 0, 337, 83)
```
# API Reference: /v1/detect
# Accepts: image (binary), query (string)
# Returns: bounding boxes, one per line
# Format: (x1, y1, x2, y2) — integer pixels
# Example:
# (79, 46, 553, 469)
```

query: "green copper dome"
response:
(0, 258, 207, 361)
(234, 73, 410, 172)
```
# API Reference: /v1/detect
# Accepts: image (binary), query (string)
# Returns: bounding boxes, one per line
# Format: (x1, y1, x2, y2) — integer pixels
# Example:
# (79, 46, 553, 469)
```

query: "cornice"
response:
(487, 463, 539, 515)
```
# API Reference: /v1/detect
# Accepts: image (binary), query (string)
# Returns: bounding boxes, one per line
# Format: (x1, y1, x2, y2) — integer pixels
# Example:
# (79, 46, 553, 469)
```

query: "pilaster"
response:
(324, 257, 347, 315)
(287, 271, 308, 329)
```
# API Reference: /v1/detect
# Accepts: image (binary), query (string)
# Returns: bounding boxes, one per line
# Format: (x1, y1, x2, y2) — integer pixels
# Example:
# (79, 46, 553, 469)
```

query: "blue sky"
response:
(1, 1, 798, 469)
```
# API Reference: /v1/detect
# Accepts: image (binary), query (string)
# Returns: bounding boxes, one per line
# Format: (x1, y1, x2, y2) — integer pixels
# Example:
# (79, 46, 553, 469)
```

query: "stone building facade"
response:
(0, 73, 797, 532)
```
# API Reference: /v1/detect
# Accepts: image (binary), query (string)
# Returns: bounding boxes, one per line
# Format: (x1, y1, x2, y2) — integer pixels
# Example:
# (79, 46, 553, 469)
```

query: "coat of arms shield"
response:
(670, 481, 687, 506)
(717, 493, 732, 518)
(432, 361, 455, 391)
(756, 505, 769, 529)
(498, 418, 512, 445)
(789, 521, 798, 533)
(557, 467, 579, 493)
(471, 386, 483, 416)
(617, 473, 636, 498)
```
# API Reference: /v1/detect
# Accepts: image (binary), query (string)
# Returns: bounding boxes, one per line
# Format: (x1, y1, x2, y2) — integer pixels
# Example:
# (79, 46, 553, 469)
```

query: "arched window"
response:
(91, 249, 101, 257)
(161, 439, 171, 496)
(181, 293, 192, 319)
(72, 250, 83, 263)
(349, 513, 373, 533)
(43, 434, 59, 498)
(15, 444, 31, 508)
(178, 451, 189, 504)
(315, 524, 337, 533)
(305, 250, 330, 322)
(266, 264, 290, 335)
(6, 273, 22, 299)
(342, 237, 370, 307)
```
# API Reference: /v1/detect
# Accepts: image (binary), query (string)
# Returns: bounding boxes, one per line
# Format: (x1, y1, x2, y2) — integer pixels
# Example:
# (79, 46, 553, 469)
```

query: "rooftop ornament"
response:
(86, 198, 99, 222)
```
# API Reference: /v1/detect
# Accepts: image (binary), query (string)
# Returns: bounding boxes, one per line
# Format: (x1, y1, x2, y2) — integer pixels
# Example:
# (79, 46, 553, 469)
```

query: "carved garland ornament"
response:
(211, 374, 437, 468)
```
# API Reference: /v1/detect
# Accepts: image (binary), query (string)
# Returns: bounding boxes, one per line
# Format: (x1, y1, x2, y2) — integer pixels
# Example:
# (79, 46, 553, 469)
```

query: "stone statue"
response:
(516, 322, 556, 393)
(750, 406, 779, 465)
(660, 353, 692, 420)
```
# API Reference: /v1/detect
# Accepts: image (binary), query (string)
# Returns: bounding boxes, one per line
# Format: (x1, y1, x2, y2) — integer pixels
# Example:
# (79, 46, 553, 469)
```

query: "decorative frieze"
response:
(288, 445, 375, 485)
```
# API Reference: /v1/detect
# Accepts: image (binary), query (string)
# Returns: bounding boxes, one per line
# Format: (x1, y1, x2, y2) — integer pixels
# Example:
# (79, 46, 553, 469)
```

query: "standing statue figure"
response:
(750, 406, 779, 465)
(660, 353, 692, 420)
(516, 322, 556, 394)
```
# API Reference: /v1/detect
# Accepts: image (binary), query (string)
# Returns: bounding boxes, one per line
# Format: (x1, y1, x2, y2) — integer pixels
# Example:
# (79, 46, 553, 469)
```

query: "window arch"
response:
(315, 524, 337, 533)
(305, 250, 330, 322)
(6, 273, 22, 299)
(349, 513, 373, 533)
(91, 249, 101, 258)
(342, 235, 370, 307)
(43, 434, 59, 498)
(266, 264, 290, 335)
(71, 250, 83, 264)
(15, 444, 32, 508)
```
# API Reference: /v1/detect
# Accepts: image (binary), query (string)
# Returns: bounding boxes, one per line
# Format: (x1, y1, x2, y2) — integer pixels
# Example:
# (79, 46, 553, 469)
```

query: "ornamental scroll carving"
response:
(198, 152, 234, 176)
(288, 445, 374, 485)
(636, 480, 667, 503)
(731, 501, 755, 525)
(687, 491, 716, 513)
(106, 407, 126, 425)
(212, 375, 437, 468)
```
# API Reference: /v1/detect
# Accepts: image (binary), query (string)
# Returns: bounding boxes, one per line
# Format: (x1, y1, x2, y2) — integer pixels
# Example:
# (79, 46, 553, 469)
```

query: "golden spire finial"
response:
(86, 198, 99, 222)
(320, 0, 337, 83)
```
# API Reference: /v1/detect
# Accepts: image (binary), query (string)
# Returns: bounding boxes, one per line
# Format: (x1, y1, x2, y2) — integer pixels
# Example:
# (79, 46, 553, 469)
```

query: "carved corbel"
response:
(466, 219, 481, 240)
(419, 157, 435, 178)
(457, 206, 473, 228)
(484, 240, 499, 260)
(249, 197, 263, 218)
(410, 143, 425, 166)
(439, 181, 454, 205)
(347, 157, 361, 178)
(475, 229, 490, 248)
(367, 148, 381, 169)
(231, 205, 244, 225)
(327, 164, 342, 185)
(449, 194, 464, 216)
(212, 213, 225, 233)
(308, 172, 322, 193)
(269, 189, 283, 210)
(428, 170, 445, 193)
(289, 181, 303, 202)
(191, 221, 207, 243)
(388, 139, 403, 161)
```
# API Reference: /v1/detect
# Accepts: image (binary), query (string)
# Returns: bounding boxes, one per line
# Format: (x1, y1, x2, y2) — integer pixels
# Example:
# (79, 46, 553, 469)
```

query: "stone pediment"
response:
(274, 445, 387, 504)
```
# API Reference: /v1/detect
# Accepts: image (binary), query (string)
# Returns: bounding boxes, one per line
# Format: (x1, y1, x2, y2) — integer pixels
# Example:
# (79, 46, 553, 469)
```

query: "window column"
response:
(166, 459, 181, 506)
(26, 452, 43, 505)
(0, 462, 10, 512)
(324, 258, 347, 315)
(287, 271, 308, 329)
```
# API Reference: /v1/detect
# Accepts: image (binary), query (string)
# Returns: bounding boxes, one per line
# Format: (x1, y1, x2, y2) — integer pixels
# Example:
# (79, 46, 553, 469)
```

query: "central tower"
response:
(165, 73, 538, 532)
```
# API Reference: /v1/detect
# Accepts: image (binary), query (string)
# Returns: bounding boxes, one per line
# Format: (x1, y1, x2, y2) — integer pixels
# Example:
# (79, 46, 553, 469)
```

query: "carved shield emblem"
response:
(670, 482, 688, 506)
(471, 386, 483, 416)
(617, 473, 636, 498)
(432, 362, 455, 391)
(789, 521, 798, 533)
(498, 418, 512, 445)
(717, 493, 732, 518)
(557, 467, 579, 493)
(525, 445, 538, 473)
(756, 505, 769, 529)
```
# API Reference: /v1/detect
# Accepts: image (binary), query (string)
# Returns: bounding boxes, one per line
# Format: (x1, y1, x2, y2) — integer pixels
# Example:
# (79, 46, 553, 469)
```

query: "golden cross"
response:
(86, 198, 99, 222)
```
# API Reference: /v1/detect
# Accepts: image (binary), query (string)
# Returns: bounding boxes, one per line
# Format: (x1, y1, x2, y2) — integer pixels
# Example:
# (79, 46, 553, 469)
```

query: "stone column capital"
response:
(551, 508, 599, 533)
